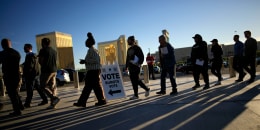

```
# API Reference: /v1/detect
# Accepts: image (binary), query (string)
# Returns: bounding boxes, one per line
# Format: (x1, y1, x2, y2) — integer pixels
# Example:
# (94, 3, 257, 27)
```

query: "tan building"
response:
(98, 35, 129, 68)
(36, 31, 75, 69)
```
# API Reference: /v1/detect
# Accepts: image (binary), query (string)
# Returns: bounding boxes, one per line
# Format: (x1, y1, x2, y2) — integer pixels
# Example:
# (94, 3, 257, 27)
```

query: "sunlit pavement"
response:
(0, 72, 260, 130)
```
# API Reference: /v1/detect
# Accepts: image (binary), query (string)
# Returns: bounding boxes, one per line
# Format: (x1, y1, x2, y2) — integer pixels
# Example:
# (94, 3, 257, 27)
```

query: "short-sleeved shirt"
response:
(38, 47, 57, 73)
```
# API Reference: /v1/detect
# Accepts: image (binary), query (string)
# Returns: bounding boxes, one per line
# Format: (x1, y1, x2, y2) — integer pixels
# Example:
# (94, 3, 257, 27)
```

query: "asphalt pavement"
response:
(0, 72, 260, 130)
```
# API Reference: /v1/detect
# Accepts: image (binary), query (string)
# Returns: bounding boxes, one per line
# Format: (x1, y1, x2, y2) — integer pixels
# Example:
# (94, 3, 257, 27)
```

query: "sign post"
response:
(101, 63, 126, 100)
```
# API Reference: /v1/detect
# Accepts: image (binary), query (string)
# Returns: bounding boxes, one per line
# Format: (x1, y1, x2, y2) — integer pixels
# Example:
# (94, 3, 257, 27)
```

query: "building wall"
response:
(98, 35, 128, 66)
(36, 31, 75, 69)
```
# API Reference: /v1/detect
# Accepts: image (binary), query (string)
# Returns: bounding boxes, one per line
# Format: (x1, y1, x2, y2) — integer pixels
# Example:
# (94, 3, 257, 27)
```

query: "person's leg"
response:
(129, 71, 139, 97)
(75, 71, 93, 107)
(24, 78, 34, 107)
(202, 66, 210, 89)
(34, 77, 48, 104)
(159, 68, 167, 93)
(91, 70, 106, 105)
(192, 65, 200, 87)
(216, 62, 222, 81)
(167, 67, 177, 94)
(211, 61, 216, 75)
(249, 58, 256, 79)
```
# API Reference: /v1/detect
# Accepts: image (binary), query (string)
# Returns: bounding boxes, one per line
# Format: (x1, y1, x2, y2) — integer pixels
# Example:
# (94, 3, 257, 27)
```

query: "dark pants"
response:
(193, 65, 209, 86)
(211, 60, 222, 81)
(233, 56, 245, 80)
(243, 56, 256, 79)
(40, 72, 57, 100)
(77, 70, 106, 104)
(160, 66, 177, 92)
(148, 65, 155, 79)
(25, 76, 48, 104)
(4, 75, 23, 113)
(129, 69, 149, 97)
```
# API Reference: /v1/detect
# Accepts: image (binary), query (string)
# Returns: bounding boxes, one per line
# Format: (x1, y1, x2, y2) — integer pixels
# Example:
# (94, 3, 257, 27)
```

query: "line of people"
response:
(0, 30, 258, 116)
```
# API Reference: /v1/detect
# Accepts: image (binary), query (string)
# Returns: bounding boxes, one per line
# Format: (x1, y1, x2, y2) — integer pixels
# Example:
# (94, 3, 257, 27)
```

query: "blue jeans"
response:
(160, 66, 177, 92)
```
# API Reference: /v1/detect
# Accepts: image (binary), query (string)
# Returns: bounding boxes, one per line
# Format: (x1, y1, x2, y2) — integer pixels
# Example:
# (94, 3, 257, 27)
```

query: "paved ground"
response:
(0, 72, 260, 130)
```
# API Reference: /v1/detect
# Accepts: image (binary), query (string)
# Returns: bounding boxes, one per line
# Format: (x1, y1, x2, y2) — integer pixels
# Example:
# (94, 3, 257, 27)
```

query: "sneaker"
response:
(47, 105, 55, 109)
(192, 85, 200, 90)
(215, 81, 221, 86)
(156, 91, 166, 95)
(95, 101, 107, 106)
(145, 88, 150, 97)
(73, 103, 86, 107)
(203, 85, 210, 90)
(235, 79, 243, 82)
(24, 103, 31, 108)
(170, 90, 178, 96)
(129, 96, 139, 100)
(52, 97, 60, 107)
(247, 78, 255, 84)
(9, 111, 21, 116)
(38, 101, 48, 106)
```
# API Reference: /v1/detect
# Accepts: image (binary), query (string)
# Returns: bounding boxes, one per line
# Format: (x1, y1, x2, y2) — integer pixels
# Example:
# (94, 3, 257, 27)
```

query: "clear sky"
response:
(0, 0, 259, 69)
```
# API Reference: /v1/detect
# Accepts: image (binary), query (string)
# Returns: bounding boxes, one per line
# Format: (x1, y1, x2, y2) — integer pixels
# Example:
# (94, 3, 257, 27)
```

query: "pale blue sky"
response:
(0, 0, 259, 69)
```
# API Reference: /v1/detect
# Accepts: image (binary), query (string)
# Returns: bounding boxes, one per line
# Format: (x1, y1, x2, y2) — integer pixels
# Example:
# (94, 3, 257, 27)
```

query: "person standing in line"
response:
(243, 30, 257, 83)
(156, 35, 178, 95)
(191, 34, 210, 90)
(233, 35, 246, 82)
(73, 32, 107, 107)
(23, 43, 48, 107)
(210, 39, 223, 85)
(146, 53, 155, 80)
(0, 38, 23, 116)
(38, 38, 60, 109)
(125, 36, 150, 100)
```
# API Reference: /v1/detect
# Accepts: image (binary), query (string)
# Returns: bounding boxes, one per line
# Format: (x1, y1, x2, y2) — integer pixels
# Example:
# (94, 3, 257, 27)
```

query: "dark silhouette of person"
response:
(23, 43, 48, 107)
(38, 38, 60, 109)
(156, 35, 177, 95)
(232, 35, 246, 82)
(191, 34, 210, 90)
(146, 53, 155, 80)
(210, 39, 223, 85)
(73, 32, 107, 107)
(125, 36, 150, 100)
(243, 30, 257, 83)
(0, 38, 23, 116)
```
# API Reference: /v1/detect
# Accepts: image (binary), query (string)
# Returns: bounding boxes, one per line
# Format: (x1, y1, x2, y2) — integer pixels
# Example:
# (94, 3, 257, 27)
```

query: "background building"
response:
(98, 35, 129, 69)
(36, 31, 75, 69)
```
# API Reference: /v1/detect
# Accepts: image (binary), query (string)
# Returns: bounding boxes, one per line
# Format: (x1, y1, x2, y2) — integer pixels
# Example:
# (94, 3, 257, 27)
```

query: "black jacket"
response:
(125, 45, 144, 72)
(191, 41, 208, 66)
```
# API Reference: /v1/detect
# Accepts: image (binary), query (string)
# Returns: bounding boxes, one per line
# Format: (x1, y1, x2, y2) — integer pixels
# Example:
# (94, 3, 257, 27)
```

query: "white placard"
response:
(101, 63, 126, 100)
(160, 46, 168, 54)
(196, 59, 204, 66)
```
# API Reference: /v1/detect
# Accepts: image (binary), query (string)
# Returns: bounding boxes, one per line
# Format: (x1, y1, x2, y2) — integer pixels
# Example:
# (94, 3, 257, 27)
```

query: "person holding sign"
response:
(191, 34, 210, 90)
(125, 36, 150, 100)
(73, 32, 107, 107)
(156, 35, 177, 95)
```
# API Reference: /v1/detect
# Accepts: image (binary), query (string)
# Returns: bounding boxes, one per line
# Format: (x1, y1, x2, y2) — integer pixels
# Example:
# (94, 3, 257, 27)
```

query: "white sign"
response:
(101, 63, 126, 100)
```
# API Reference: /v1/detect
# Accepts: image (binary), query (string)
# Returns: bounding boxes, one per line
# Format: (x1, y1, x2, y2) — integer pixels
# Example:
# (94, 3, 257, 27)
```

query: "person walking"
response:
(191, 34, 210, 90)
(243, 30, 257, 83)
(232, 35, 246, 82)
(38, 38, 60, 109)
(73, 32, 107, 107)
(146, 53, 155, 80)
(156, 35, 178, 95)
(23, 43, 48, 108)
(125, 36, 150, 100)
(210, 39, 223, 85)
(0, 38, 23, 116)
